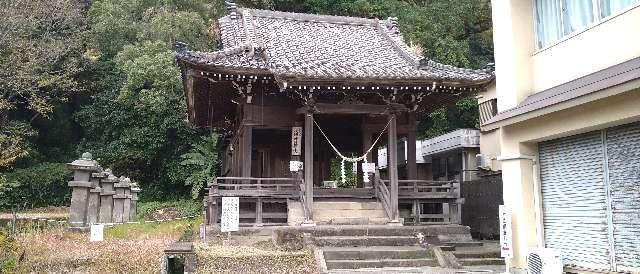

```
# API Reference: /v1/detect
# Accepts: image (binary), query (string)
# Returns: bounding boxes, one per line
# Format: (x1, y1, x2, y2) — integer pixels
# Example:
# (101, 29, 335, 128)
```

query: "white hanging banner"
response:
(291, 127, 302, 156)
(499, 205, 514, 258)
(221, 197, 240, 232)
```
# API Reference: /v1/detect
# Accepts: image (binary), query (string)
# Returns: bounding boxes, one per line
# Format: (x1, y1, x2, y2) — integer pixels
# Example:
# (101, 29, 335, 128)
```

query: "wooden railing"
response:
(204, 177, 301, 227)
(379, 179, 460, 199)
(373, 170, 393, 220)
(209, 177, 300, 198)
(378, 178, 462, 224)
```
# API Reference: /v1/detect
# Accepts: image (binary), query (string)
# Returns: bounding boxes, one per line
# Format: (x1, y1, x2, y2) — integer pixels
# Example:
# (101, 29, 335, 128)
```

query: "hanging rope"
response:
(314, 117, 393, 183)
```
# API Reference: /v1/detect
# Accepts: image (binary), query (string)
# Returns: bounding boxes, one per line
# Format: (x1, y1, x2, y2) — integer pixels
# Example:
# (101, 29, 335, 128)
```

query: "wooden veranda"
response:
(176, 6, 494, 227)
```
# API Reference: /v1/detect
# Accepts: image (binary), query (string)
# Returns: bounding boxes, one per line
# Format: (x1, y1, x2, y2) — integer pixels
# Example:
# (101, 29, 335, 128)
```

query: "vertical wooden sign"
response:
(291, 127, 302, 156)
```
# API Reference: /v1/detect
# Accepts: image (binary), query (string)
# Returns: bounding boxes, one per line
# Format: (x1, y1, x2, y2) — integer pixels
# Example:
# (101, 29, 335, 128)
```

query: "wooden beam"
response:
(304, 112, 314, 222)
(296, 103, 408, 115)
(388, 112, 399, 222)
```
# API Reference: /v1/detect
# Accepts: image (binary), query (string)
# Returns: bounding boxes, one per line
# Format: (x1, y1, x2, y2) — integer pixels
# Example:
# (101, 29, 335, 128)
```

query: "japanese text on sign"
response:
(291, 127, 302, 156)
(499, 205, 513, 258)
(221, 197, 240, 232)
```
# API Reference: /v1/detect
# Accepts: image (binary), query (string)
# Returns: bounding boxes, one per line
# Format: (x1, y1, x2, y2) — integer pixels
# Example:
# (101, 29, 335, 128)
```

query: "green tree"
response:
(0, 0, 90, 166)
(180, 134, 219, 199)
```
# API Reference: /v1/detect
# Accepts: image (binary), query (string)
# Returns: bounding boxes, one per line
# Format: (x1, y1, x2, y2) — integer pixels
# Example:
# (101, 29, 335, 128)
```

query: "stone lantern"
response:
(67, 152, 100, 229)
(87, 170, 106, 225)
(130, 182, 141, 221)
(99, 169, 118, 224)
(113, 176, 131, 223)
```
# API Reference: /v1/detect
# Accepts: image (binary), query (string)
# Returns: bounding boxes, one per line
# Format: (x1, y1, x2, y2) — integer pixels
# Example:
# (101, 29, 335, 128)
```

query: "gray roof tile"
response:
(175, 8, 494, 85)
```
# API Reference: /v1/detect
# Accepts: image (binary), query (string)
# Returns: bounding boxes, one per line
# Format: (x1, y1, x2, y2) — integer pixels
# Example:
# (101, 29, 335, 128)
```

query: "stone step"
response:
(313, 210, 386, 219)
(292, 225, 471, 239)
(312, 201, 383, 210)
(314, 217, 390, 226)
(459, 258, 505, 266)
(443, 241, 484, 247)
(325, 258, 439, 269)
(453, 250, 501, 258)
(322, 246, 431, 260)
(315, 236, 418, 247)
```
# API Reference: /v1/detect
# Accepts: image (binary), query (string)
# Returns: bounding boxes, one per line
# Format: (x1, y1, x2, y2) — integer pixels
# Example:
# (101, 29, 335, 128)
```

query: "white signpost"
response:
(291, 127, 302, 156)
(499, 205, 513, 273)
(90, 224, 104, 242)
(221, 197, 240, 233)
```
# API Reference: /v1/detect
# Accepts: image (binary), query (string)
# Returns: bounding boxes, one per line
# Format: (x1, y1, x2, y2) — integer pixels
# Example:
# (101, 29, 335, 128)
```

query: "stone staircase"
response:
(453, 241, 504, 266)
(294, 225, 466, 271)
(291, 225, 503, 272)
(288, 199, 390, 225)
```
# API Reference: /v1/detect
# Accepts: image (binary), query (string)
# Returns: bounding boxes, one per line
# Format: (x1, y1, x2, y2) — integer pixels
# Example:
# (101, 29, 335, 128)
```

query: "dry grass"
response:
(0, 206, 69, 219)
(12, 219, 194, 273)
(195, 240, 319, 274)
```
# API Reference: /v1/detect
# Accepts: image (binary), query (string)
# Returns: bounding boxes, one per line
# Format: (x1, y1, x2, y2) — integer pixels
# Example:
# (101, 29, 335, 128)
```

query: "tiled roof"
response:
(175, 8, 494, 85)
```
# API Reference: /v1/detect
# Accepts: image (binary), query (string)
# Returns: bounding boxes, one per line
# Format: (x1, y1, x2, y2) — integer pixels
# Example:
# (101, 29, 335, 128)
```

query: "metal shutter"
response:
(539, 131, 612, 270)
(605, 123, 640, 272)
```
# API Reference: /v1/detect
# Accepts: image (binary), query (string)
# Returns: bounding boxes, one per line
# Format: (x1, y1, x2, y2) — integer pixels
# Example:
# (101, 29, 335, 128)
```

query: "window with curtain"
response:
(600, 0, 638, 17)
(535, 0, 639, 49)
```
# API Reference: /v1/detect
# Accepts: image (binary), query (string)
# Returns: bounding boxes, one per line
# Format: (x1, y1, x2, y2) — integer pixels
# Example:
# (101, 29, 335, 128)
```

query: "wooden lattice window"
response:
(478, 99, 498, 125)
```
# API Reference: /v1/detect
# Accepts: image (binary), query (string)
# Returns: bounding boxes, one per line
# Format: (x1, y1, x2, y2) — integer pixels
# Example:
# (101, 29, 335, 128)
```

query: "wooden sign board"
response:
(221, 197, 240, 232)
(291, 127, 302, 156)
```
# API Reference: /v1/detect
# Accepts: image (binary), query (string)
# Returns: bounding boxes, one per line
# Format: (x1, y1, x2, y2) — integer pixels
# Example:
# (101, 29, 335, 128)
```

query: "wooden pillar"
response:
(241, 125, 253, 178)
(407, 127, 417, 181)
(362, 130, 373, 188)
(304, 112, 314, 223)
(388, 112, 400, 223)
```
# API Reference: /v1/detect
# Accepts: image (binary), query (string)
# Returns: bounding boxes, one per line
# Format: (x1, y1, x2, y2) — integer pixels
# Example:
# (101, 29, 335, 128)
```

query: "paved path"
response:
(329, 265, 506, 274)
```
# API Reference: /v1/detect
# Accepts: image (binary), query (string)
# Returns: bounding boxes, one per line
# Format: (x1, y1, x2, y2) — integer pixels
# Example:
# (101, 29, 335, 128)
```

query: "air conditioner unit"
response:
(527, 248, 563, 274)
(476, 154, 492, 170)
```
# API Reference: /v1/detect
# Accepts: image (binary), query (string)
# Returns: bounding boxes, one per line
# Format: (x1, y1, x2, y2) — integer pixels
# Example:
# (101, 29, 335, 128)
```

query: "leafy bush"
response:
(0, 230, 21, 272)
(329, 155, 357, 188)
(136, 200, 202, 221)
(0, 163, 71, 210)
(180, 134, 218, 199)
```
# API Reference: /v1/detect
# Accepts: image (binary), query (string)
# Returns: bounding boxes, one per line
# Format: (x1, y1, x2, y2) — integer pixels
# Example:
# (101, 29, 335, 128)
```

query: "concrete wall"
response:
(490, 0, 640, 268)
(532, 6, 640, 92)
(498, 88, 640, 267)
(491, 0, 640, 110)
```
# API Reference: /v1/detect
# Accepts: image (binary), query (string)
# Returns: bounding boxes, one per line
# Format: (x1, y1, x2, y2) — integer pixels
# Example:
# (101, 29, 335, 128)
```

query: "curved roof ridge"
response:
(246, 8, 378, 26)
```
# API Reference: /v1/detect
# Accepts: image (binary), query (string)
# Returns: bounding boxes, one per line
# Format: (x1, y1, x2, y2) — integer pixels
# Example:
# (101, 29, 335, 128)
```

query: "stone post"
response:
(99, 170, 118, 224)
(130, 182, 141, 221)
(66, 152, 100, 229)
(87, 171, 105, 225)
(122, 177, 132, 222)
(113, 176, 129, 223)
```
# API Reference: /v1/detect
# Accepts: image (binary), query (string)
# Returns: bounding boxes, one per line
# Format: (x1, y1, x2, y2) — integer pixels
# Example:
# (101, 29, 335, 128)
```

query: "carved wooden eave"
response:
(175, 8, 495, 131)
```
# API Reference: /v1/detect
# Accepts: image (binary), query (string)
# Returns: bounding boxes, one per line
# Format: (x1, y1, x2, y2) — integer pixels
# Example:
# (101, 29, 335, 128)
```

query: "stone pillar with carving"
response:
(67, 152, 100, 229)
(99, 170, 118, 224)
